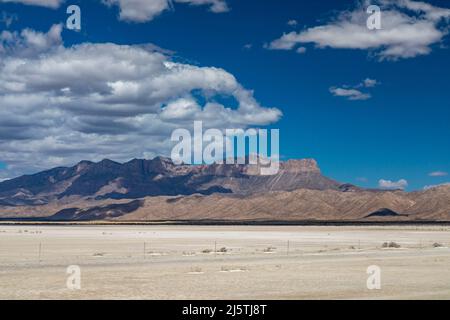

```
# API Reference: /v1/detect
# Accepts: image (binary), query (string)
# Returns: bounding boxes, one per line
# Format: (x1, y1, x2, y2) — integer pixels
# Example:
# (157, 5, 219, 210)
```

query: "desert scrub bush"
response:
(93, 252, 106, 257)
(263, 246, 276, 253)
(189, 267, 203, 273)
(382, 242, 401, 248)
(218, 247, 228, 253)
(221, 266, 248, 272)
(201, 249, 212, 254)
(433, 242, 444, 248)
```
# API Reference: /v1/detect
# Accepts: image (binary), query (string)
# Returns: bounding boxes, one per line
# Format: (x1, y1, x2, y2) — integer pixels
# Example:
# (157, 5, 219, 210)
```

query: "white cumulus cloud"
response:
(103, 0, 229, 22)
(0, 0, 64, 8)
(0, 23, 63, 57)
(329, 87, 371, 101)
(1, 0, 229, 22)
(378, 178, 408, 190)
(267, 0, 450, 60)
(363, 78, 378, 88)
(429, 171, 448, 177)
(0, 25, 281, 178)
(329, 78, 378, 101)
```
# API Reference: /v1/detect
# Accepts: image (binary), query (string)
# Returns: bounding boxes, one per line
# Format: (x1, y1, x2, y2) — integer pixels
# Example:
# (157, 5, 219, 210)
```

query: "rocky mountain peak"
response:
(75, 160, 93, 173)
(0, 157, 338, 205)
(280, 159, 320, 173)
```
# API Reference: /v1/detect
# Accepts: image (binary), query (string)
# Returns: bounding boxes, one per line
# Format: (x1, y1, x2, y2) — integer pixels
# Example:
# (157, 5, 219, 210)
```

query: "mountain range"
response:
(0, 157, 449, 222)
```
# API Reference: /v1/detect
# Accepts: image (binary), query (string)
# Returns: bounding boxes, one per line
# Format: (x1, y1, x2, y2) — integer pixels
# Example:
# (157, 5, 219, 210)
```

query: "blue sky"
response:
(0, 0, 449, 190)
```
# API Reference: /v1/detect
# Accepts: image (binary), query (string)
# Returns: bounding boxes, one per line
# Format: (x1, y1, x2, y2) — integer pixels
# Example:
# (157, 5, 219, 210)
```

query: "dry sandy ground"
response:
(0, 225, 449, 300)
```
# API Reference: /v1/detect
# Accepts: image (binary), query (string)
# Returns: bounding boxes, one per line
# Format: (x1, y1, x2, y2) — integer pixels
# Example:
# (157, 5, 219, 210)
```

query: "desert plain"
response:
(0, 224, 449, 300)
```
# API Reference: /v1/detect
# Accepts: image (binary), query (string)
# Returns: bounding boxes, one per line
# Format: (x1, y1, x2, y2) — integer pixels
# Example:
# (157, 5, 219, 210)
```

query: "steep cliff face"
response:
(281, 159, 321, 173)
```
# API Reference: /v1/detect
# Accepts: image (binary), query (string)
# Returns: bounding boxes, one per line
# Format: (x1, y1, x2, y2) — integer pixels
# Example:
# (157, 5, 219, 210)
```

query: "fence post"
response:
(214, 241, 217, 258)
